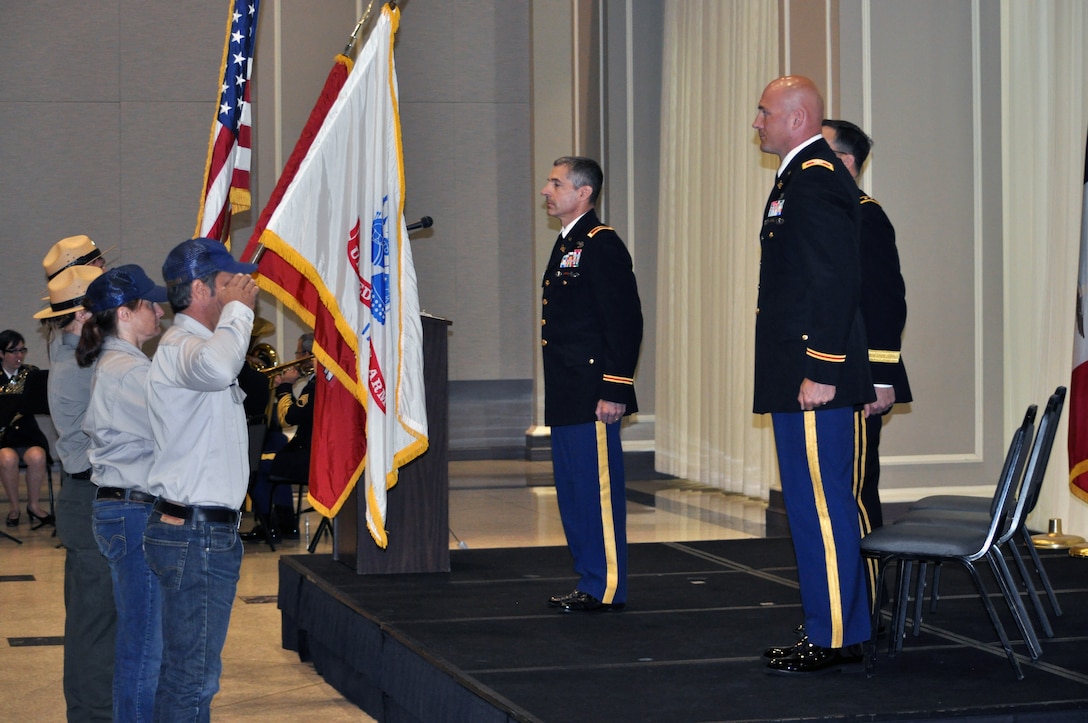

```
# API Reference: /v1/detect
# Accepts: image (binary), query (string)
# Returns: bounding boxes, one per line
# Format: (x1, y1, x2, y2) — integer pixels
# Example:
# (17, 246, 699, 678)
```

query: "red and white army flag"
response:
(242, 4, 427, 546)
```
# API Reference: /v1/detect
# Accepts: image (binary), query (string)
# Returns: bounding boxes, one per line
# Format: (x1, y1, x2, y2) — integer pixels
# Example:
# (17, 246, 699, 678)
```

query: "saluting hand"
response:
(219, 273, 259, 311)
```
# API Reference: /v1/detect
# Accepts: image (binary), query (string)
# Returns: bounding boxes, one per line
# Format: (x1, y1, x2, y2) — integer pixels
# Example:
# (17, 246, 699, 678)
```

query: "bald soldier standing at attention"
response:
(750, 76, 874, 674)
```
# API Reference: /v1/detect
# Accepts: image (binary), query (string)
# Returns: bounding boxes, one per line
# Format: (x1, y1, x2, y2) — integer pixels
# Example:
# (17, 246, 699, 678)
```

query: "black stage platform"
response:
(278, 538, 1088, 722)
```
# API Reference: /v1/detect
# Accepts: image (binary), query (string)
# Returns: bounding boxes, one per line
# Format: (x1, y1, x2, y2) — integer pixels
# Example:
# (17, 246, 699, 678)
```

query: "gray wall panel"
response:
(396, 0, 529, 105)
(119, 101, 215, 269)
(870, 0, 977, 453)
(400, 98, 532, 380)
(0, 102, 121, 333)
(0, 2, 120, 102)
(120, 0, 224, 101)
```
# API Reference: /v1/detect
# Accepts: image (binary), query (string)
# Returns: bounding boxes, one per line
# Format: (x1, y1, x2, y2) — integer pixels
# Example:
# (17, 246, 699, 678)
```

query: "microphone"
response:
(406, 216, 433, 232)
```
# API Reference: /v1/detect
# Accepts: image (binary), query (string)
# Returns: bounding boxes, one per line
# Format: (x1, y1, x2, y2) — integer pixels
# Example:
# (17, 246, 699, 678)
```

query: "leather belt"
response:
(153, 499, 240, 526)
(70, 469, 92, 480)
(96, 487, 157, 504)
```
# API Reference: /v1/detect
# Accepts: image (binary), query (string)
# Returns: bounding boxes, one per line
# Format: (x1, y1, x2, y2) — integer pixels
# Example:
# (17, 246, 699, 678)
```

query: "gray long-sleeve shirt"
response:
(84, 337, 155, 491)
(47, 332, 94, 474)
(146, 302, 253, 508)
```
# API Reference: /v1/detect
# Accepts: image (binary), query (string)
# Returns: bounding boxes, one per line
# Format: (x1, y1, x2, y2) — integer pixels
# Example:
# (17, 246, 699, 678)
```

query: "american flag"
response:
(195, 0, 261, 245)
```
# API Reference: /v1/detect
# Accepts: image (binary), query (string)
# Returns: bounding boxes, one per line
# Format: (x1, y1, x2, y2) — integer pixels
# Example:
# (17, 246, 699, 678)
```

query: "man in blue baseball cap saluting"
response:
(141, 238, 259, 720)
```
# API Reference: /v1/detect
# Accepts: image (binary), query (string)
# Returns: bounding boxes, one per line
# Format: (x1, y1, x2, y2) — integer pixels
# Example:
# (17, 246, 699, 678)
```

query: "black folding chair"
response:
(860, 404, 1037, 679)
(904, 387, 1066, 637)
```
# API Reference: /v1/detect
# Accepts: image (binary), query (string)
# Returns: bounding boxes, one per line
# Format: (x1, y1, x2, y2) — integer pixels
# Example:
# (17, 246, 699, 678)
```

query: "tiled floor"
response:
(0, 460, 760, 721)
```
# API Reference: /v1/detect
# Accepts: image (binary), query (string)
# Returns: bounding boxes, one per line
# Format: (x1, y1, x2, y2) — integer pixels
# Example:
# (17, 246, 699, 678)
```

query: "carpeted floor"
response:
(279, 538, 1088, 722)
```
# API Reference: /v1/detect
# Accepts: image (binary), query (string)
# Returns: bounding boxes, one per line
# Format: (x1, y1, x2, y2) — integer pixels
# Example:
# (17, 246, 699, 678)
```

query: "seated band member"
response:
(241, 333, 315, 543)
(0, 329, 52, 528)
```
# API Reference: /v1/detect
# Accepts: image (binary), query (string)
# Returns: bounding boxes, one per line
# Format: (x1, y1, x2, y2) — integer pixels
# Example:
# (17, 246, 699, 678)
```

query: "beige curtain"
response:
(655, 1, 779, 499)
(1001, 1, 1088, 535)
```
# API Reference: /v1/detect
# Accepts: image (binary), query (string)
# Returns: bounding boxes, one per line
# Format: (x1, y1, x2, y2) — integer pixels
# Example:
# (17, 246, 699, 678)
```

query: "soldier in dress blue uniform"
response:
(751, 77, 875, 674)
(822, 119, 913, 606)
(539, 156, 642, 613)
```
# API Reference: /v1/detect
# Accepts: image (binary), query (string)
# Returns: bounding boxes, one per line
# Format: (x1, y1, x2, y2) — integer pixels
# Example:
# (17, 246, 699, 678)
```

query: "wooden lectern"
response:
(334, 314, 451, 574)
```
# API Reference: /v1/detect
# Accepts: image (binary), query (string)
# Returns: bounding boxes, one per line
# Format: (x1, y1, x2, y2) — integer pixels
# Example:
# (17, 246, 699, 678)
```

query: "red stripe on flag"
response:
(240, 56, 360, 517)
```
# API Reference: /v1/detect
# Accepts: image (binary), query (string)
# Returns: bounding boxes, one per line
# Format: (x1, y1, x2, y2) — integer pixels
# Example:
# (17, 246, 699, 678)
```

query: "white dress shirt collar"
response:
(560, 211, 590, 239)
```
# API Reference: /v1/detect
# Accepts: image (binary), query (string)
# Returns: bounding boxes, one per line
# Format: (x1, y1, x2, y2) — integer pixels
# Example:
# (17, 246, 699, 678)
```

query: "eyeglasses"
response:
(3, 347, 27, 355)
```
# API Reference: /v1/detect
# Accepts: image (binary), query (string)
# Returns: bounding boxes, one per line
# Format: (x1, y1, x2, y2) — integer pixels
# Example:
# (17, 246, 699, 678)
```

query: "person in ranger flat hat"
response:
(42, 234, 106, 281)
(37, 259, 117, 721)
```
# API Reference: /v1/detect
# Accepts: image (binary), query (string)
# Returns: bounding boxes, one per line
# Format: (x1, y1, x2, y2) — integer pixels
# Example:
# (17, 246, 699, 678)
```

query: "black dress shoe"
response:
(6, 511, 19, 527)
(763, 635, 809, 659)
(765, 641, 864, 675)
(559, 591, 625, 613)
(547, 590, 581, 608)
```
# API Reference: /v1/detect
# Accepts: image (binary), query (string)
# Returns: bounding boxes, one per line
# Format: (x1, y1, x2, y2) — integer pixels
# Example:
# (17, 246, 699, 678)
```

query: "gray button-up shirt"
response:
(47, 332, 94, 474)
(146, 302, 253, 508)
(84, 337, 155, 491)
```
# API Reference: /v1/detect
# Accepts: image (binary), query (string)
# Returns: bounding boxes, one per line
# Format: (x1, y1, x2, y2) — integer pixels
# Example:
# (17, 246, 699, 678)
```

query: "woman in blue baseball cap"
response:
(76, 264, 167, 722)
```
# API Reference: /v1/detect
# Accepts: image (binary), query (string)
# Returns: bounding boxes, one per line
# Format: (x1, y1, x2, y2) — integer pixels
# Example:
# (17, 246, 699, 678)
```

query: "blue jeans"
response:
(93, 498, 161, 723)
(144, 511, 242, 722)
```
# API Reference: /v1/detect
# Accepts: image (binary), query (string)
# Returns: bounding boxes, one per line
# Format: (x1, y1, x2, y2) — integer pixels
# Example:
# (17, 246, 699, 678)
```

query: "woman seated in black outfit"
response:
(0, 329, 52, 527)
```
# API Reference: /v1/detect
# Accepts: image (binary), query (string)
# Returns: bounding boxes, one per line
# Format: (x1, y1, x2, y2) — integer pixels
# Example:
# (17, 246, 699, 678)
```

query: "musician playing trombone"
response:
(241, 333, 314, 543)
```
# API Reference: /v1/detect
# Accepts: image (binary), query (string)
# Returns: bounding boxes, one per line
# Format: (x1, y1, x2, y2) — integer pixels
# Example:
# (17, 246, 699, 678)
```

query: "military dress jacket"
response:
(541, 209, 643, 427)
(0, 364, 49, 449)
(859, 191, 912, 403)
(753, 138, 874, 413)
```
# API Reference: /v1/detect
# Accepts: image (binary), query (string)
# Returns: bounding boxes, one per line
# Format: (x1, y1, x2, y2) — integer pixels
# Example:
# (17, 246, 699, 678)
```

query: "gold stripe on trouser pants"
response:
(595, 421, 620, 604)
(803, 411, 844, 648)
(853, 411, 879, 608)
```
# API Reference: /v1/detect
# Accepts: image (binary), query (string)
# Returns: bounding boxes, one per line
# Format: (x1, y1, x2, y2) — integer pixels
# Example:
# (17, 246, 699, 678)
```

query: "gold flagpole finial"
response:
(343, 0, 378, 56)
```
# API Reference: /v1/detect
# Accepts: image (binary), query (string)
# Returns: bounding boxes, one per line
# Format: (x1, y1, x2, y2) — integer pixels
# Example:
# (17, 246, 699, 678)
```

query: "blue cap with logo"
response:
(161, 237, 258, 287)
(85, 264, 169, 313)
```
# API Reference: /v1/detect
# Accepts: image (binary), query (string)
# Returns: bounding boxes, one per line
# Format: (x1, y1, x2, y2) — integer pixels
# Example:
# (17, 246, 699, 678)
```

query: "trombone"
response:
(258, 354, 315, 378)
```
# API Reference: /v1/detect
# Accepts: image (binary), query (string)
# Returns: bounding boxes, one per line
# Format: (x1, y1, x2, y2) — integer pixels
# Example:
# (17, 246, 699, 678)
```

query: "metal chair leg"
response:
(965, 561, 1023, 680)
(1020, 526, 1062, 616)
(988, 548, 1042, 659)
(1007, 539, 1053, 637)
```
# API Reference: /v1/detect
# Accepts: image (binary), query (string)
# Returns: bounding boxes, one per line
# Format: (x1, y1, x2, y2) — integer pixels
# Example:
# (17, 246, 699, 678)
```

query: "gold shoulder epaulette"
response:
(587, 225, 614, 238)
(801, 158, 835, 171)
(860, 194, 881, 206)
